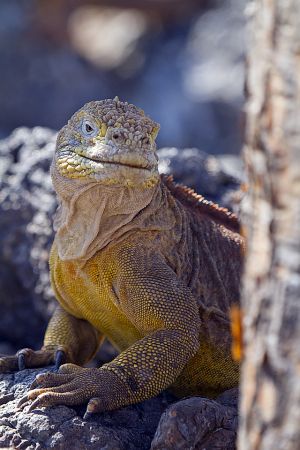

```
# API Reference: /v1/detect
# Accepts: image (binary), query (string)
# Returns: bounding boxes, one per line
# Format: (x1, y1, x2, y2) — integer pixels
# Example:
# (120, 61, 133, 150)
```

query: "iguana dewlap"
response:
(0, 98, 243, 417)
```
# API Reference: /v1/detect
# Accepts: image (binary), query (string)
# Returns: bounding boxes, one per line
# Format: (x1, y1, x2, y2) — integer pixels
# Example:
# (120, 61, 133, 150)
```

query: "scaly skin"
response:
(0, 98, 243, 417)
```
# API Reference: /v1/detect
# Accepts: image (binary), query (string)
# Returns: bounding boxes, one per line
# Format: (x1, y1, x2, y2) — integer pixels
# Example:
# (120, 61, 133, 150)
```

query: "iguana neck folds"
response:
(52, 165, 162, 261)
(52, 166, 181, 262)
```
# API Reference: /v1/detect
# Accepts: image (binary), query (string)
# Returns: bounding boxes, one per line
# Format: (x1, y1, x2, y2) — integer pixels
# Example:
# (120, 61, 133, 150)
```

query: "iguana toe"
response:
(0, 347, 73, 374)
(0, 355, 19, 372)
(26, 391, 80, 412)
(0, 350, 37, 372)
(18, 366, 114, 412)
(18, 383, 82, 411)
(57, 363, 85, 374)
(30, 371, 73, 390)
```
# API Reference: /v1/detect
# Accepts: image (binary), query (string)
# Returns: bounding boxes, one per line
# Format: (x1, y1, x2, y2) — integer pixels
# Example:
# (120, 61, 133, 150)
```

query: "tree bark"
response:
(239, 0, 300, 449)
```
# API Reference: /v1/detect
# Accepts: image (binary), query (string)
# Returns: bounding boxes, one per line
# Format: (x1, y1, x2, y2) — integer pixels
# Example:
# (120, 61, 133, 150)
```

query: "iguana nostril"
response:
(112, 131, 127, 144)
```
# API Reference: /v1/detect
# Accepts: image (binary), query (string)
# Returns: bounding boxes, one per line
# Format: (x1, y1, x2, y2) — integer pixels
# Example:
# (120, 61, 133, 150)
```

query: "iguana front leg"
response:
(0, 306, 101, 372)
(18, 251, 200, 416)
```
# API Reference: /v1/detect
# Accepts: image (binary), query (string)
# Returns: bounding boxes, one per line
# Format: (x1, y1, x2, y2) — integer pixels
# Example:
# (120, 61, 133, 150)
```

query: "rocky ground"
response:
(0, 127, 243, 449)
(0, 367, 238, 449)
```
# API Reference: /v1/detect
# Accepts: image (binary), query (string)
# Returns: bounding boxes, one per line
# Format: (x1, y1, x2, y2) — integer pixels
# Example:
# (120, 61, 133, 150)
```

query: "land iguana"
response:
(0, 98, 243, 418)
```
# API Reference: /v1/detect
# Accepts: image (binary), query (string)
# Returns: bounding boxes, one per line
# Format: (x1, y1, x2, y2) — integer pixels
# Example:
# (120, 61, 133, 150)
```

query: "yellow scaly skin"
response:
(0, 98, 242, 417)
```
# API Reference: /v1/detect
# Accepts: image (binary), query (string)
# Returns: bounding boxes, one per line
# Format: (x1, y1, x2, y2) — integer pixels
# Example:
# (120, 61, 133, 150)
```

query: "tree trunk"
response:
(239, 0, 300, 449)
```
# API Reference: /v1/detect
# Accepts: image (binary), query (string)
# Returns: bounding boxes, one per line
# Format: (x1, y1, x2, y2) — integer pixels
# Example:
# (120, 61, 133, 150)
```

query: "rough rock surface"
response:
(151, 388, 238, 450)
(0, 128, 57, 351)
(0, 368, 238, 449)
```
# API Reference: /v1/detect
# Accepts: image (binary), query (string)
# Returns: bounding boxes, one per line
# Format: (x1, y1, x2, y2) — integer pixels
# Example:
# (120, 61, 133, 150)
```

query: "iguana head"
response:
(55, 97, 160, 188)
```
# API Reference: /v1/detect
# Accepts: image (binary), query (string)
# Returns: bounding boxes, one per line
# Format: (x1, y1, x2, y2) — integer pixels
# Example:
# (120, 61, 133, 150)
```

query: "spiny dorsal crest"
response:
(162, 175, 240, 233)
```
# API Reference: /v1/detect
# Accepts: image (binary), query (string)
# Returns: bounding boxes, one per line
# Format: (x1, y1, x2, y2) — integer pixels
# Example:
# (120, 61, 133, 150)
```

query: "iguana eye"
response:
(85, 123, 93, 133)
(81, 120, 98, 137)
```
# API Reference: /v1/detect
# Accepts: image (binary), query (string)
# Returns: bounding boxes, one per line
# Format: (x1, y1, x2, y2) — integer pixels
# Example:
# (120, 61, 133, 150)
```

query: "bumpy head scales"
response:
(55, 98, 160, 188)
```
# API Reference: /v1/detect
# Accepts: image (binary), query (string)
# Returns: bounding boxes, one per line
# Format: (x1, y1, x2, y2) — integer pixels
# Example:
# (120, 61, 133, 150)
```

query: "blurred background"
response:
(0, 0, 245, 154)
(0, 0, 246, 357)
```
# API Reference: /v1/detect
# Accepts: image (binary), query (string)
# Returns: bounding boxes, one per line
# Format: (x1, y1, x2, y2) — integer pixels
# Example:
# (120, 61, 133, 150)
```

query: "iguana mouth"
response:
(81, 154, 151, 171)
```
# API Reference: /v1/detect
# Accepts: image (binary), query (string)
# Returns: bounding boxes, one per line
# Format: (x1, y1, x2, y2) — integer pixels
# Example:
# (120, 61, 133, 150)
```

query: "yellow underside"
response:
(50, 241, 239, 399)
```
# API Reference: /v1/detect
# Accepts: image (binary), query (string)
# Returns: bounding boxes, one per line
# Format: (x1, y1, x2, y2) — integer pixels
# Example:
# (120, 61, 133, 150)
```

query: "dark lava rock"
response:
(0, 368, 238, 450)
(151, 388, 238, 450)
(0, 127, 57, 350)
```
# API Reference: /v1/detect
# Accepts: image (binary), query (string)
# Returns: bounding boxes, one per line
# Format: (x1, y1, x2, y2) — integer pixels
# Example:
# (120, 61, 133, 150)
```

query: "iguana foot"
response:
(17, 363, 121, 416)
(0, 347, 66, 373)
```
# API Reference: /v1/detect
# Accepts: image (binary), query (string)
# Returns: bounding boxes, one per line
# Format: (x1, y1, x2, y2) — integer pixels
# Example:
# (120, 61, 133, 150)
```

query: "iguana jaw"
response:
(55, 142, 159, 188)
(78, 154, 151, 171)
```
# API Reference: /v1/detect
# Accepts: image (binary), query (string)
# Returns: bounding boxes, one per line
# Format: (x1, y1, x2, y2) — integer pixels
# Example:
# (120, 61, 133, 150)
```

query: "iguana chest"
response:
(49, 245, 143, 351)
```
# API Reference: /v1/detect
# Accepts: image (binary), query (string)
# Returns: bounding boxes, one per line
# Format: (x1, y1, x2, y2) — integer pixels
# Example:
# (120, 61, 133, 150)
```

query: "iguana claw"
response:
(17, 394, 31, 409)
(55, 350, 66, 371)
(18, 353, 26, 371)
(83, 411, 94, 420)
